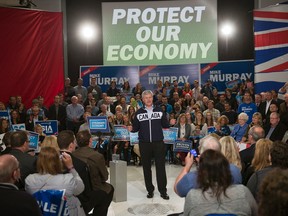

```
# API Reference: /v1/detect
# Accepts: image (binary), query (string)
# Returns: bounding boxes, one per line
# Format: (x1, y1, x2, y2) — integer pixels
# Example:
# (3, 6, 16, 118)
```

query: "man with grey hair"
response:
(240, 125, 265, 174)
(0, 154, 42, 215)
(174, 135, 242, 197)
(66, 96, 84, 134)
(131, 90, 175, 200)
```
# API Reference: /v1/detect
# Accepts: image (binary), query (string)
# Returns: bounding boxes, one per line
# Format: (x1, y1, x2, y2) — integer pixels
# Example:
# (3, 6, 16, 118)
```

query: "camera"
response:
(190, 149, 198, 158)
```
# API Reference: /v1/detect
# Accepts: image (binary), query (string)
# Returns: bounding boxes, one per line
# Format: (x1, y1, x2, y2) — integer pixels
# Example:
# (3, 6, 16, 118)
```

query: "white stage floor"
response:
(107, 163, 185, 216)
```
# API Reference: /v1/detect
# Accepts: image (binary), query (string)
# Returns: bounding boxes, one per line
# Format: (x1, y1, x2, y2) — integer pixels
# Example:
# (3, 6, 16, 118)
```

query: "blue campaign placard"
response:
(129, 132, 139, 145)
(11, 123, 26, 131)
(88, 116, 111, 134)
(33, 189, 68, 216)
(163, 127, 178, 144)
(173, 140, 192, 152)
(27, 131, 39, 151)
(35, 120, 58, 136)
(113, 125, 130, 141)
(208, 126, 216, 134)
(0, 111, 9, 120)
(200, 60, 254, 93)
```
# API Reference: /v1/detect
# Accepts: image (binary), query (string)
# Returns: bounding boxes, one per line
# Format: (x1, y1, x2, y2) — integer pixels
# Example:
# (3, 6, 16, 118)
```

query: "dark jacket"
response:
(48, 104, 67, 131)
(73, 146, 112, 194)
(8, 149, 37, 189)
(132, 106, 170, 142)
(174, 123, 191, 140)
(25, 115, 44, 131)
(61, 151, 95, 213)
(0, 183, 42, 216)
(264, 122, 288, 141)
(240, 143, 256, 175)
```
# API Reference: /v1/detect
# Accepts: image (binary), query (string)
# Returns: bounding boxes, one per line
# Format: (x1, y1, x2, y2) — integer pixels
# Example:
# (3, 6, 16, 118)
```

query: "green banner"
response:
(102, 0, 218, 66)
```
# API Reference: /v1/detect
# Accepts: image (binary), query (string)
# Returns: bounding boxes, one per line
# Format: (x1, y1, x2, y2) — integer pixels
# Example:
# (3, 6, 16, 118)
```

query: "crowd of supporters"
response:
(0, 78, 288, 215)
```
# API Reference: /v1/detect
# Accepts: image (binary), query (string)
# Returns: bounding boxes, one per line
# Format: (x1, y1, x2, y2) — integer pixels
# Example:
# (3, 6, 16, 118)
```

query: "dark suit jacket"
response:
(259, 101, 271, 123)
(264, 122, 288, 141)
(25, 115, 44, 131)
(61, 151, 95, 213)
(174, 123, 191, 140)
(48, 104, 67, 131)
(240, 143, 256, 174)
(8, 149, 37, 189)
(0, 183, 42, 216)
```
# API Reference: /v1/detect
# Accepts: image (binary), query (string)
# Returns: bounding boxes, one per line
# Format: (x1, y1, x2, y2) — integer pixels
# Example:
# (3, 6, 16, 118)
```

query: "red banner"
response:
(0, 7, 64, 108)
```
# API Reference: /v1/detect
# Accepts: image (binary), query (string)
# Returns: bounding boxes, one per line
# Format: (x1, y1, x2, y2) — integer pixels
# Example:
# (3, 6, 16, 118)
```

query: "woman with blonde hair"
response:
(41, 135, 59, 152)
(34, 124, 46, 144)
(242, 138, 273, 185)
(220, 136, 242, 171)
(242, 112, 263, 142)
(25, 147, 85, 215)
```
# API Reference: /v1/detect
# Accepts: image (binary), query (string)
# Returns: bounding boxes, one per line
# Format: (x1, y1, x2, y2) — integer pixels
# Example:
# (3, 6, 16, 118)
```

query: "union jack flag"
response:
(254, 4, 288, 93)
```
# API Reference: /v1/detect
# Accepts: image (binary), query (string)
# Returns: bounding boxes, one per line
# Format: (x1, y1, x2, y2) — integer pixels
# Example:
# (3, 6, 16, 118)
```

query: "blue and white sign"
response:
(35, 120, 58, 136)
(163, 127, 179, 144)
(88, 116, 111, 134)
(129, 132, 139, 145)
(33, 189, 68, 216)
(0, 111, 9, 120)
(80, 65, 139, 92)
(201, 61, 254, 93)
(113, 125, 130, 141)
(173, 140, 192, 152)
(139, 64, 199, 90)
(27, 131, 39, 151)
(11, 123, 26, 131)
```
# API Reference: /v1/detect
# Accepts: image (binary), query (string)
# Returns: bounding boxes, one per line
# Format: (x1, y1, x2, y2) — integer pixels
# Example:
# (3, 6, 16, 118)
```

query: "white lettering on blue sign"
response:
(210, 73, 252, 82)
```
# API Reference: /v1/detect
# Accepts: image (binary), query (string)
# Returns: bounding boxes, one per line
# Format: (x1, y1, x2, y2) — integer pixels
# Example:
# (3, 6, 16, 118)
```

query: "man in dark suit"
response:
(7, 131, 37, 189)
(240, 126, 265, 175)
(259, 91, 273, 124)
(264, 112, 288, 142)
(0, 154, 42, 216)
(271, 89, 284, 107)
(48, 94, 67, 131)
(57, 130, 101, 215)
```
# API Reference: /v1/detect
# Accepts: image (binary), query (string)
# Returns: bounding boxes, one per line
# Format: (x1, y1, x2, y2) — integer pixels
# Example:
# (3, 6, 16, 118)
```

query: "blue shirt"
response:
(66, 104, 84, 121)
(230, 123, 248, 142)
(165, 104, 173, 114)
(176, 164, 242, 197)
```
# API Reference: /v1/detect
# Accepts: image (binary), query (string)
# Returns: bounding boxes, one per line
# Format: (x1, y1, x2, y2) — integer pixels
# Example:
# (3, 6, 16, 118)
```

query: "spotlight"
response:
(79, 23, 97, 42)
(220, 22, 235, 37)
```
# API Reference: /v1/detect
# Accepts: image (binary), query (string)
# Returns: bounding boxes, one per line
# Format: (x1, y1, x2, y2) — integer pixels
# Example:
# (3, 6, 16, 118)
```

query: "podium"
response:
(109, 160, 127, 202)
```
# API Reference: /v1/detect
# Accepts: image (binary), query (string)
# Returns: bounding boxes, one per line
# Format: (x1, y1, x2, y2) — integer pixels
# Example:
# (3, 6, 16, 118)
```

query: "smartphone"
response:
(190, 149, 198, 158)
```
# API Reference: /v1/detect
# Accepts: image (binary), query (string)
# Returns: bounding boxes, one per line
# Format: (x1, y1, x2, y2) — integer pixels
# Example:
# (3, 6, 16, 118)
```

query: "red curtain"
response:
(0, 7, 64, 108)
